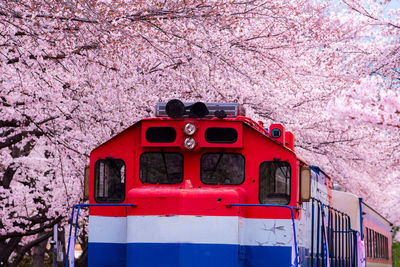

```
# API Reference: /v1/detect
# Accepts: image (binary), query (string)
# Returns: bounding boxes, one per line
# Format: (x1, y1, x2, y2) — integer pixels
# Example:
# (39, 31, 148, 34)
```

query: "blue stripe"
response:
(127, 243, 240, 267)
(89, 243, 292, 267)
(244, 245, 291, 266)
(89, 243, 126, 267)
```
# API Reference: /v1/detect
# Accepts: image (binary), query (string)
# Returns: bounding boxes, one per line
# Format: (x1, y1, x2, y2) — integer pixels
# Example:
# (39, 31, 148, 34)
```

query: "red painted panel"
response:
(89, 125, 138, 217)
(196, 121, 243, 148)
(89, 118, 302, 220)
(141, 120, 183, 147)
(285, 131, 295, 151)
(126, 185, 242, 216)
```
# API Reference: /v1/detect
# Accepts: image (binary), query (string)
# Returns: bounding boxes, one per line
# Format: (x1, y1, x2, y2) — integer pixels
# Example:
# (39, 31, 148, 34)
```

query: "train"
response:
(72, 100, 393, 266)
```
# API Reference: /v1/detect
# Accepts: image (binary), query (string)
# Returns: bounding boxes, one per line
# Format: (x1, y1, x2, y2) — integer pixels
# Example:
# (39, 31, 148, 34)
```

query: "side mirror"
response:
(83, 165, 90, 201)
(300, 166, 311, 202)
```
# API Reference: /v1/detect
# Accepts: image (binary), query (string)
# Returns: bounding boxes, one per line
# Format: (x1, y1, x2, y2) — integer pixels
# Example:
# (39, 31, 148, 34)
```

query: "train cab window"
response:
(140, 152, 183, 184)
(146, 127, 176, 143)
(94, 158, 126, 203)
(259, 161, 291, 204)
(205, 128, 238, 143)
(201, 153, 244, 185)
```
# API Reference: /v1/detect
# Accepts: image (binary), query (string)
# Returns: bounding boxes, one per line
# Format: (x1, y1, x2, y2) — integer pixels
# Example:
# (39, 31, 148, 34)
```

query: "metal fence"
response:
(310, 198, 357, 267)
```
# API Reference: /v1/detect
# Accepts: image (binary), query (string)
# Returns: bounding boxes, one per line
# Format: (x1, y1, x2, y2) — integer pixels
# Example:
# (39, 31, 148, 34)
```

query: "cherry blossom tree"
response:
(328, 0, 400, 232)
(331, 0, 400, 130)
(0, 0, 399, 264)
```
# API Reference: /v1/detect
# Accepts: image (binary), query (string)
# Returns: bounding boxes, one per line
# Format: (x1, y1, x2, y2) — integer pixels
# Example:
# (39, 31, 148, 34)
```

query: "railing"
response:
(310, 198, 357, 267)
(227, 203, 300, 267)
(65, 203, 136, 267)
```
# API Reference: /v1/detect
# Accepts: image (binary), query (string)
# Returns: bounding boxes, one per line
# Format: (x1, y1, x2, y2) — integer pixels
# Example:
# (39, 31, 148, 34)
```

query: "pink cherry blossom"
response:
(1, 0, 399, 264)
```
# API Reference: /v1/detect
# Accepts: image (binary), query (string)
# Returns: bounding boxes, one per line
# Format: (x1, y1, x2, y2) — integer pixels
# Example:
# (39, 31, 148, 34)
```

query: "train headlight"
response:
(184, 137, 196, 150)
(184, 123, 196, 136)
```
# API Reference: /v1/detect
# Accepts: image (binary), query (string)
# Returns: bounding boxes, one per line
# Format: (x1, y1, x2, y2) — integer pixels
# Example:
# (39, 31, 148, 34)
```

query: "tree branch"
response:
(0, 129, 43, 150)
(9, 231, 52, 267)
(0, 216, 63, 241)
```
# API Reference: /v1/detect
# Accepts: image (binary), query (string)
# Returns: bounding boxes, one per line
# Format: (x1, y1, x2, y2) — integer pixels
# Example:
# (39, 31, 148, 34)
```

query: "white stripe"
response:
(127, 215, 239, 244)
(88, 216, 127, 243)
(89, 215, 293, 246)
(240, 218, 293, 246)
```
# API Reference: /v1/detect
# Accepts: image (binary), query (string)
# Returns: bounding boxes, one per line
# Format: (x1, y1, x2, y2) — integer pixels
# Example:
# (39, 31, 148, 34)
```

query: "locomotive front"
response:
(86, 100, 311, 267)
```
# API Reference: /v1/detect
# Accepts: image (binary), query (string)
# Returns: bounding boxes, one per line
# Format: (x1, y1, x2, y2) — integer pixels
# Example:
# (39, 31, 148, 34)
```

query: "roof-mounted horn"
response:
(165, 99, 186, 118)
(156, 100, 243, 118)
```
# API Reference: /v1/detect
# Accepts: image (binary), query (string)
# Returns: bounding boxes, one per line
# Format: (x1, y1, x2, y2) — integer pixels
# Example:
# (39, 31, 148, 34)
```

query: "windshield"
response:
(201, 153, 245, 185)
(140, 152, 183, 184)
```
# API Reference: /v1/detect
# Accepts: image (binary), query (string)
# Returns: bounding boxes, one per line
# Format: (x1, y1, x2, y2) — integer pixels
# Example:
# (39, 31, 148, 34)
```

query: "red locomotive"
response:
(67, 99, 392, 267)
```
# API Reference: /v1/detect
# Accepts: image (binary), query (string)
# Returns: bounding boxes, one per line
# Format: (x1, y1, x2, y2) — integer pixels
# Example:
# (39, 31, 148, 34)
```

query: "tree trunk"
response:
(0, 237, 22, 266)
(33, 232, 49, 267)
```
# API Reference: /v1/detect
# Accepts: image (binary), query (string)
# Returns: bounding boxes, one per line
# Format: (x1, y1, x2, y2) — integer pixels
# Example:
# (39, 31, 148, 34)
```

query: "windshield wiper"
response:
(210, 151, 225, 184)
(160, 149, 169, 183)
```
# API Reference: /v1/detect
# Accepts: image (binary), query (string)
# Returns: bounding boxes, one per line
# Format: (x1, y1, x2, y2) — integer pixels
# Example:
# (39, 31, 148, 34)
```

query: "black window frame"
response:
(139, 152, 184, 184)
(145, 127, 177, 143)
(366, 228, 370, 257)
(94, 158, 126, 203)
(204, 127, 238, 144)
(200, 152, 245, 185)
(385, 236, 388, 259)
(259, 160, 291, 205)
(374, 231, 377, 258)
(370, 229, 373, 258)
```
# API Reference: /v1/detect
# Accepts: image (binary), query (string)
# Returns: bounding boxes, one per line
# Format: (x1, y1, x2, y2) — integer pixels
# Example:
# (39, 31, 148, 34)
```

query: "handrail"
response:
(310, 198, 354, 267)
(65, 203, 136, 267)
(227, 203, 299, 267)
